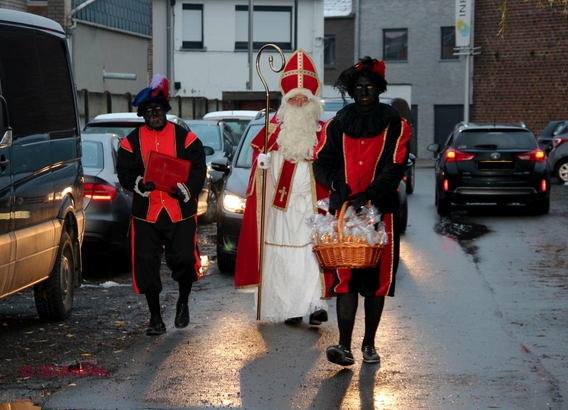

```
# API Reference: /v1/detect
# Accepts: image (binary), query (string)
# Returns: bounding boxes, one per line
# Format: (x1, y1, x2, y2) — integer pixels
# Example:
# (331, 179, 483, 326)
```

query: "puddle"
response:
(435, 217, 489, 262)
(435, 218, 489, 241)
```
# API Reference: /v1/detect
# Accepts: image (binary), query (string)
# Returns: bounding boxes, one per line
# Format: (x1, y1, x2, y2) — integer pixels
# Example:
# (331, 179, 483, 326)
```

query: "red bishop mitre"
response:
(279, 49, 321, 96)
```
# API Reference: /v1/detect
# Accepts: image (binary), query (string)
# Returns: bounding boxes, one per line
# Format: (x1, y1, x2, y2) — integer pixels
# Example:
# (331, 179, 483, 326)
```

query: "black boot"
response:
(174, 301, 190, 328)
(309, 309, 328, 325)
(147, 314, 166, 336)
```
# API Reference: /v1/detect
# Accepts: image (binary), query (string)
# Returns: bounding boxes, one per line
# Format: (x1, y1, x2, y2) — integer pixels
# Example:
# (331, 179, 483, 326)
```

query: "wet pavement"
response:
(1, 165, 567, 409)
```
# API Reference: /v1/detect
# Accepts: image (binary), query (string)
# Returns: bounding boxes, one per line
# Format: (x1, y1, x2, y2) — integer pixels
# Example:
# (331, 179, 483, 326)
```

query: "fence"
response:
(76, 89, 223, 129)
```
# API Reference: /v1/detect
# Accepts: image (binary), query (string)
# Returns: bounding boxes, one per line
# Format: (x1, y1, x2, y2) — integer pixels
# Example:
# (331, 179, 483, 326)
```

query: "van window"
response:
(0, 26, 77, 140)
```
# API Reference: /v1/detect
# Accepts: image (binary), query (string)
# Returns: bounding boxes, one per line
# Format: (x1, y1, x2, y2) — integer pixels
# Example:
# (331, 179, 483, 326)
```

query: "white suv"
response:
(202, 110, 259, 141)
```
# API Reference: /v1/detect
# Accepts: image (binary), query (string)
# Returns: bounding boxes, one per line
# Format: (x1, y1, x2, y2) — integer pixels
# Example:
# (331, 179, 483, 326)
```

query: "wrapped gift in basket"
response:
(309, 201, 388, 270)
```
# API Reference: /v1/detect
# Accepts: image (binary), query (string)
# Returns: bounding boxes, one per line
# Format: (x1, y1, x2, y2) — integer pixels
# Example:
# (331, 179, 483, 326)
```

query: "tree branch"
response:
(499, 0, 568, 37)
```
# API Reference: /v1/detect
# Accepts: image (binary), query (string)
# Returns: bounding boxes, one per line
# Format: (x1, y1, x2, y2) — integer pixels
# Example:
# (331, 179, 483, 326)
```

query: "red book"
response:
(144, 150, 191, 193)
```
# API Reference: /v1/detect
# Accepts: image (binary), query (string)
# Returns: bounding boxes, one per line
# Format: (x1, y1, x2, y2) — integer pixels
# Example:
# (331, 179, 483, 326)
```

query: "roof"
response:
(455, 122, 529, 131)
(87, 112, 182, 123)
(324, 0, 353, 17)
(202, 110, 259, 120)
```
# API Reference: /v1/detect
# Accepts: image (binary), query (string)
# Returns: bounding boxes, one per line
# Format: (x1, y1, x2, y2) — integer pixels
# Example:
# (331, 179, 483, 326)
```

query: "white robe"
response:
(254, 150, 328, 321)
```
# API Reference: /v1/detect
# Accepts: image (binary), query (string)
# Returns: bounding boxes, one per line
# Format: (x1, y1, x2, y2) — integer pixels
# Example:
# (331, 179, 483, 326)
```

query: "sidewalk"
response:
(414, 158, 435, 168)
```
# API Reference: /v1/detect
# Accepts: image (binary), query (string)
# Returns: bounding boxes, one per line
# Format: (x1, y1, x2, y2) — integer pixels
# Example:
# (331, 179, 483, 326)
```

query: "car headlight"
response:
(223, 192, 246, 213)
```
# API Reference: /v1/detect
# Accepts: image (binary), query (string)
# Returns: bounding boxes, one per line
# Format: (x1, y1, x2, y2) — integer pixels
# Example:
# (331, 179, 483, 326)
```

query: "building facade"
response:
(171, 0, 325, 111)
(357, 0, 465, 159)
(472, 0, 568, 138)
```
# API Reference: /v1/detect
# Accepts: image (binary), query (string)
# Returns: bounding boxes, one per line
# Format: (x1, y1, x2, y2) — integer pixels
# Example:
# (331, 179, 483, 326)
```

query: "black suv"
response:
(428, 122, 550, 215)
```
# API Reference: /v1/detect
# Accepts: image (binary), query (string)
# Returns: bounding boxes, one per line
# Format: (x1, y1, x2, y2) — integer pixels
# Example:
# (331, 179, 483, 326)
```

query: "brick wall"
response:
(47, 0, 67, 28)
(472, 0, 568, 136)
(0, 0, 26, 11)
(323, 16, 355, 85)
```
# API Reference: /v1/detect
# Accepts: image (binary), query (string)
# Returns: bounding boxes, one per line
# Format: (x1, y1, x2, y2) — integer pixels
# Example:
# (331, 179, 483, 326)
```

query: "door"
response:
(434, 105, 464, 145)
(0, 95, 14, 295)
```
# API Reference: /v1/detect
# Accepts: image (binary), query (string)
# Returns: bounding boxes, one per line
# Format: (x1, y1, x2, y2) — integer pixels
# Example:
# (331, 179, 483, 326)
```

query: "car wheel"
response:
(112, 244, 132, 273)
(436, 191, 451, 215)
(555, 159, 568, 183)
(405, 163, 415, 194)
(34, 231, 75, 320)
(217, 252, 234, 274)
(531, 197, 550, 215)
(200, 189, 218, 224)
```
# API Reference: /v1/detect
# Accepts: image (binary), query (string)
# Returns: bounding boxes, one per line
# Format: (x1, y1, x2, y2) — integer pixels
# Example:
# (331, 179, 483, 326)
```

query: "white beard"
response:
(276, 100, 322, 162)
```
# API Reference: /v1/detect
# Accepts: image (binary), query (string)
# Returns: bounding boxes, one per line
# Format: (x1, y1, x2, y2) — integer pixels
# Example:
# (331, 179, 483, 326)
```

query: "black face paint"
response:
(353, 76, 379, 113)
(142, 103, 167, 130)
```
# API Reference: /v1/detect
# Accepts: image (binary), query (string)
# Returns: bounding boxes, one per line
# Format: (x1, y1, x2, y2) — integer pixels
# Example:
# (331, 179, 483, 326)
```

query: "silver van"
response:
(0, 9, 85, 320)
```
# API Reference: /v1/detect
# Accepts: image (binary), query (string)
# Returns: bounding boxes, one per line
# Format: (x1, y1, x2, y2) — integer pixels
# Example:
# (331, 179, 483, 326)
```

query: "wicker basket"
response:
(312, 202, 384, 270)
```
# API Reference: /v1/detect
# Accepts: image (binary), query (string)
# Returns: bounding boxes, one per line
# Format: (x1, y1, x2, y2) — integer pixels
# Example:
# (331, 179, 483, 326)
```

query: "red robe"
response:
(234, 115, 334, 297)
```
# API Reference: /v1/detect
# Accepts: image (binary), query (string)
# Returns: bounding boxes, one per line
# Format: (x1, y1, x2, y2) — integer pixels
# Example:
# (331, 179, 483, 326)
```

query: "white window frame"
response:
(182, 4, 203, 50)
(235, 6, 292, 51)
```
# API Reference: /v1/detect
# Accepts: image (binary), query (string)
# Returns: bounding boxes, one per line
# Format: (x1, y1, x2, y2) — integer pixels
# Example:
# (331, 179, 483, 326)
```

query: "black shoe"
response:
(284, 317, 302, 325)
(309, 309, 328, 325)
(362, 345, 380, 363)
(174, 302, 190, 328)
(147, 314, 166, 336)
(326, 345, 354, 366)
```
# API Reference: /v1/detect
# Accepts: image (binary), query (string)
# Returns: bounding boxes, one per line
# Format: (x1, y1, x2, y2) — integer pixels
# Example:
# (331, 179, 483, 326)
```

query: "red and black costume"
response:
(313, 102, 411, 297)
(117, 121, 206, 294)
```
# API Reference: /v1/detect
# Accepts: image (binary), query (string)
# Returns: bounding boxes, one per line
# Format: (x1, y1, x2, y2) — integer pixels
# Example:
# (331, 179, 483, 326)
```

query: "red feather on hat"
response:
(150, 74, 169, 100)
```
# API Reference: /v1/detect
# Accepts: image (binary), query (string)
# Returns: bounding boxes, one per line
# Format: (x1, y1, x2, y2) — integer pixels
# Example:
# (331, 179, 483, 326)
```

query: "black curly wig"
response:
(333, 56, 387, 102)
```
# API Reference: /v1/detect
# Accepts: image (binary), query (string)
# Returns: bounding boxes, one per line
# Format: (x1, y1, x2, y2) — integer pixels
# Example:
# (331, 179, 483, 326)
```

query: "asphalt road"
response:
(2, 165, 567, 409)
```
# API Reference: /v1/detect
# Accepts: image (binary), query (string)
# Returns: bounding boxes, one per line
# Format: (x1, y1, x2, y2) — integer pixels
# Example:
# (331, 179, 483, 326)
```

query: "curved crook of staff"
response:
(254, 44, 285, 320)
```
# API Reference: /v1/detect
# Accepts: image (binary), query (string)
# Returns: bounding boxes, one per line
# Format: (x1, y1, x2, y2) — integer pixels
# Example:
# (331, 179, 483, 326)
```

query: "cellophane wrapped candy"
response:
(306, 205, 388, 247)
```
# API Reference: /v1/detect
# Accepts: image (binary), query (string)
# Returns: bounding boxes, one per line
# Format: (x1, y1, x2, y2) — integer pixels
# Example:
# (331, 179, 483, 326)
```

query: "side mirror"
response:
(203, 145, 215, 156)
(427, 143, 440, 153)
(211, 157, 230, 174)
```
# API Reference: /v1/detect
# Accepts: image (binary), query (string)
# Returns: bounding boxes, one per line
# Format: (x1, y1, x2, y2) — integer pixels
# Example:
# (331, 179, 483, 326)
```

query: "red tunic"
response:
(234, 115, 334, 297)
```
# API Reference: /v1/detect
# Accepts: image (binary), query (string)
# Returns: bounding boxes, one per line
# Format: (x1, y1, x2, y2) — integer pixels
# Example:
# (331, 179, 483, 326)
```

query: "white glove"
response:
(174, 182, 190, 203)
(134, 175, 151, 197)
(257, 153, 271, 169)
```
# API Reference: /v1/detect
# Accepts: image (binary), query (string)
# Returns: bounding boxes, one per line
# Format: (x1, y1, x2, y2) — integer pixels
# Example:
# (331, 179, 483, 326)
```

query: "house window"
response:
(235, 6, 292, 51)
(441, 27, 458, 60)
(324, 36, 336, 68)
(182, 4, 203, 50)
(383, 29, 408, 61)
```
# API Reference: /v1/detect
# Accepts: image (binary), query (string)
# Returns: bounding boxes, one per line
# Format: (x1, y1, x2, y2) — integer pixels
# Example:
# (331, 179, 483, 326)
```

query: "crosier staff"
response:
(254, 44, 285, 320)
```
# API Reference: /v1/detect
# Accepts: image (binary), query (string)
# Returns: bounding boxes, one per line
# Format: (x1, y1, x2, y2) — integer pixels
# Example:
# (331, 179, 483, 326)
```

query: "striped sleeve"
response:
(393, 118, 411, 165)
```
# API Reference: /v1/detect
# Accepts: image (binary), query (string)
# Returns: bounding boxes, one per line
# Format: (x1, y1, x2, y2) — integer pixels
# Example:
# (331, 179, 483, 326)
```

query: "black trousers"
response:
(131, 210, 199, 294)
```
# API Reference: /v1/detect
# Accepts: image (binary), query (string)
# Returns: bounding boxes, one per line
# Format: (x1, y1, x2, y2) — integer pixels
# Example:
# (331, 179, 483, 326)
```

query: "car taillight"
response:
(445, 148, 475, 162)
(541, 179, 547, 192)
(515, 149, 546, 162)
(443, 179, 449, 191)
(553, 137, 568, 148)
(84, 183, 117, 200)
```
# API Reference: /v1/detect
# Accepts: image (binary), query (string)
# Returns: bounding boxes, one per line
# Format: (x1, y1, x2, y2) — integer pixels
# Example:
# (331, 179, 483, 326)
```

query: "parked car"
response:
(83, 112, 213, 219)
(0, 9, 85, 320)
(546, 135, 568, 183)
(322, 97, 416, 194)
(427, 122, 550, 215)
(537, 120, 568, 153)
(202, 110, 260, 141)
(81, 133, 132, 270)
(184, 119, 239, 222)
(83, 112, 190, 137)
(212, 114, 409, 274)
